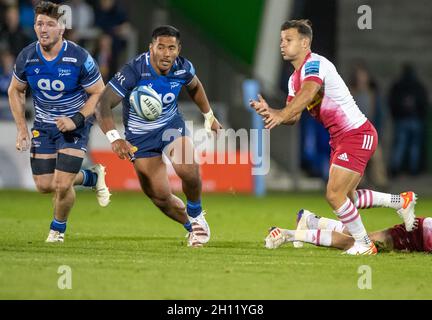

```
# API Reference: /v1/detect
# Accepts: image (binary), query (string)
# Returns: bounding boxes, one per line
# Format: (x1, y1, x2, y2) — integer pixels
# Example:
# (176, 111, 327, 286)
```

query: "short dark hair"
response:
(152, 25, 181, 42)
(34, 1, 64, 21)
(281, 19, 313, 41)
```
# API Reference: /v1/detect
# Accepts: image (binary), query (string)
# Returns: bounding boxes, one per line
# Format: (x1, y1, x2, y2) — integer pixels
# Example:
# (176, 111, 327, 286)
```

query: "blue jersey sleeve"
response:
(183, 59, 196, 85)
(13, 51, 28, 83)
(80, 52, 102, 88)
(108, 63, 140, 98)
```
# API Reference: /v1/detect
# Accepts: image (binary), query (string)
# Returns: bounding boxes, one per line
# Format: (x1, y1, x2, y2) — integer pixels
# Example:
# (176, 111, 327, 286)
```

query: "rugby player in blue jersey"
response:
(95, 25, 222, 247)
(8, 1, 111, 243)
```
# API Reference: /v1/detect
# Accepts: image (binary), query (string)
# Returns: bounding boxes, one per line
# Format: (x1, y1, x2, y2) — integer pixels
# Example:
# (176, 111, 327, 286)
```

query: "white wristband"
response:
(106, 129, 121, 143)
(202, 110, 215, 134)
(202, 110, 214, 121)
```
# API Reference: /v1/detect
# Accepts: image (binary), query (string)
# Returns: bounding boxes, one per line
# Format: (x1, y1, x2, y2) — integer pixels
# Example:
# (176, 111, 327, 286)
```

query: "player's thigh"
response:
(54, 148, 86, 189)
(31, 153, 57, 192)
(133, 156, 172, 199)
(327, 164, 362, 197)
(166, 136, 200, 180)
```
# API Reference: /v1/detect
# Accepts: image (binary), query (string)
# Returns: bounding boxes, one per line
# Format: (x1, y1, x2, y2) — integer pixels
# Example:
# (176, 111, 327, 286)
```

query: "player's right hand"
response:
(111, 139, 136, 161)
(16, 129, 30, 152)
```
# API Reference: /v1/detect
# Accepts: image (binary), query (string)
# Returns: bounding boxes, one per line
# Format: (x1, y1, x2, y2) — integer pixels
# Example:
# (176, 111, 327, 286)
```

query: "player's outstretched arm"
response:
(95, 85, 134, 160)
(269, 81, 321, 129)
(8, 77, 30, 151)
(250, 81, 321, 129)
(55, 78, 105, 132)
(249, 94, 302, 127)
(186, 76, 222, 134)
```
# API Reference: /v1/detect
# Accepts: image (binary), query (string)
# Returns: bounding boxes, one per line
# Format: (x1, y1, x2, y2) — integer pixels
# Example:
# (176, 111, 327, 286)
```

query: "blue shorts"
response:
(30, 121, 92, 154)
(126, 114, 187, 158)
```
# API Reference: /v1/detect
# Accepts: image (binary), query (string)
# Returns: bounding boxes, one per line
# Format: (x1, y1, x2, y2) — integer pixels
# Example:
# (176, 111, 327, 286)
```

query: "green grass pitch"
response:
(0, 190, 431, 299)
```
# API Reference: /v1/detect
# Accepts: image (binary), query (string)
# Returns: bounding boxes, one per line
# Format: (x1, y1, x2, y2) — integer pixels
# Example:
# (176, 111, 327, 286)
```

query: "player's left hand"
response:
(210, 117, 223, 133)
(263, 108, 284, 130)
(203, 110, 222, 136)
(55, 117, 76, 132)
(249, 94, 269, 116)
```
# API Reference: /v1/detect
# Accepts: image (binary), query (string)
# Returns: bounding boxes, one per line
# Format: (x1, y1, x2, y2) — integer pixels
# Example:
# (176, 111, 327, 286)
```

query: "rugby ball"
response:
(129, 85, 162, 121)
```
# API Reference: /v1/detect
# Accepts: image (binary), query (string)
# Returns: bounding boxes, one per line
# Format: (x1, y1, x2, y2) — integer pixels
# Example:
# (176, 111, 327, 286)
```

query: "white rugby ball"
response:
(129, 85, 162, 121)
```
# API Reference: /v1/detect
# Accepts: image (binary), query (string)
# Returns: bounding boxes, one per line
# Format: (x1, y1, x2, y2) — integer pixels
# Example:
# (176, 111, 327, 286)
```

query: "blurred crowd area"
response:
(0, 0, 430, 185)
(0, 0, 131, 86)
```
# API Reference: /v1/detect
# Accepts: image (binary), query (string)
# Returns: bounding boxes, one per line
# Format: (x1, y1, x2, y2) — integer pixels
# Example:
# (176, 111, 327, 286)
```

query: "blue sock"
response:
(80, 169, 97, 187)
(50, 219, 67, 233)
(187, 200, 202, 218)
(184, 221, 192, 232)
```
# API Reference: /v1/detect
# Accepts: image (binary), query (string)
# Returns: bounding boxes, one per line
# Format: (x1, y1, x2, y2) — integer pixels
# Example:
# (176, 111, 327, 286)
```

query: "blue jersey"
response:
(108, 52, 195, 135)
(13, 40, 101, 124)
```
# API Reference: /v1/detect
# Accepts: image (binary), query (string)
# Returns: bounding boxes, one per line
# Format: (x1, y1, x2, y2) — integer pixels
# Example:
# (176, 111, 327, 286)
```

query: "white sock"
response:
(307, 215, 345, 233)
(355, 189, 402, 210)
(294, 229, 332, 247)
(335, 198, 371, 246)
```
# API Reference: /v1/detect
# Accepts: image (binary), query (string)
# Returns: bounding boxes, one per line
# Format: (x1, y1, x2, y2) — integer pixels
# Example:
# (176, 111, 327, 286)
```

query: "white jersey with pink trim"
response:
(423, 217, 432, 252)
(288, 52, 367, 138)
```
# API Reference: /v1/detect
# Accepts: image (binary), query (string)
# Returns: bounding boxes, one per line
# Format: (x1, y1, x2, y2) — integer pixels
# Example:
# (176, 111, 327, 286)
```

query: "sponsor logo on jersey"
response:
(84, 55, 96, 72)
(32, 130, 40, 138)
(37, 79, 65, 100)
(170, 82, 180, 89)
(174, 69, 186, 76)
(62, 57, 78, 63)
(32, 139, 41, 148)
(305, 61, 320, 76)
(58, 68, 72, 77)
(141, 73, 151, 77)
(114, 72, 125, 86)
(26, 58, 40, 63)
(337, 153, 349, 162)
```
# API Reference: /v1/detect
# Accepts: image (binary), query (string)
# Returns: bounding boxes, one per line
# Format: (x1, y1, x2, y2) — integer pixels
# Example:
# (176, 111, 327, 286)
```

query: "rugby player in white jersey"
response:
(250, 20, 417, 255)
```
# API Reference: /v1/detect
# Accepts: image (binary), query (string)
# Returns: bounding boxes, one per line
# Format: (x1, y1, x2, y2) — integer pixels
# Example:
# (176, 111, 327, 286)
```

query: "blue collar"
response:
(36, 40, 67, 67)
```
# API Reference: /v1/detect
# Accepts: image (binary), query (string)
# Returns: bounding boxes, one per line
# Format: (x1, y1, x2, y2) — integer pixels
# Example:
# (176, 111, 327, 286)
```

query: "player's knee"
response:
(54, 178, 73, 195)
(34, 180, 54, 194)
(326, 188, 340, 206)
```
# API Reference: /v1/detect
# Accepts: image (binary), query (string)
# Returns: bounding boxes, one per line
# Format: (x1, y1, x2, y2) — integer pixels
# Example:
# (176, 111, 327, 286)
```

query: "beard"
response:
(40, 34, 62, 52)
